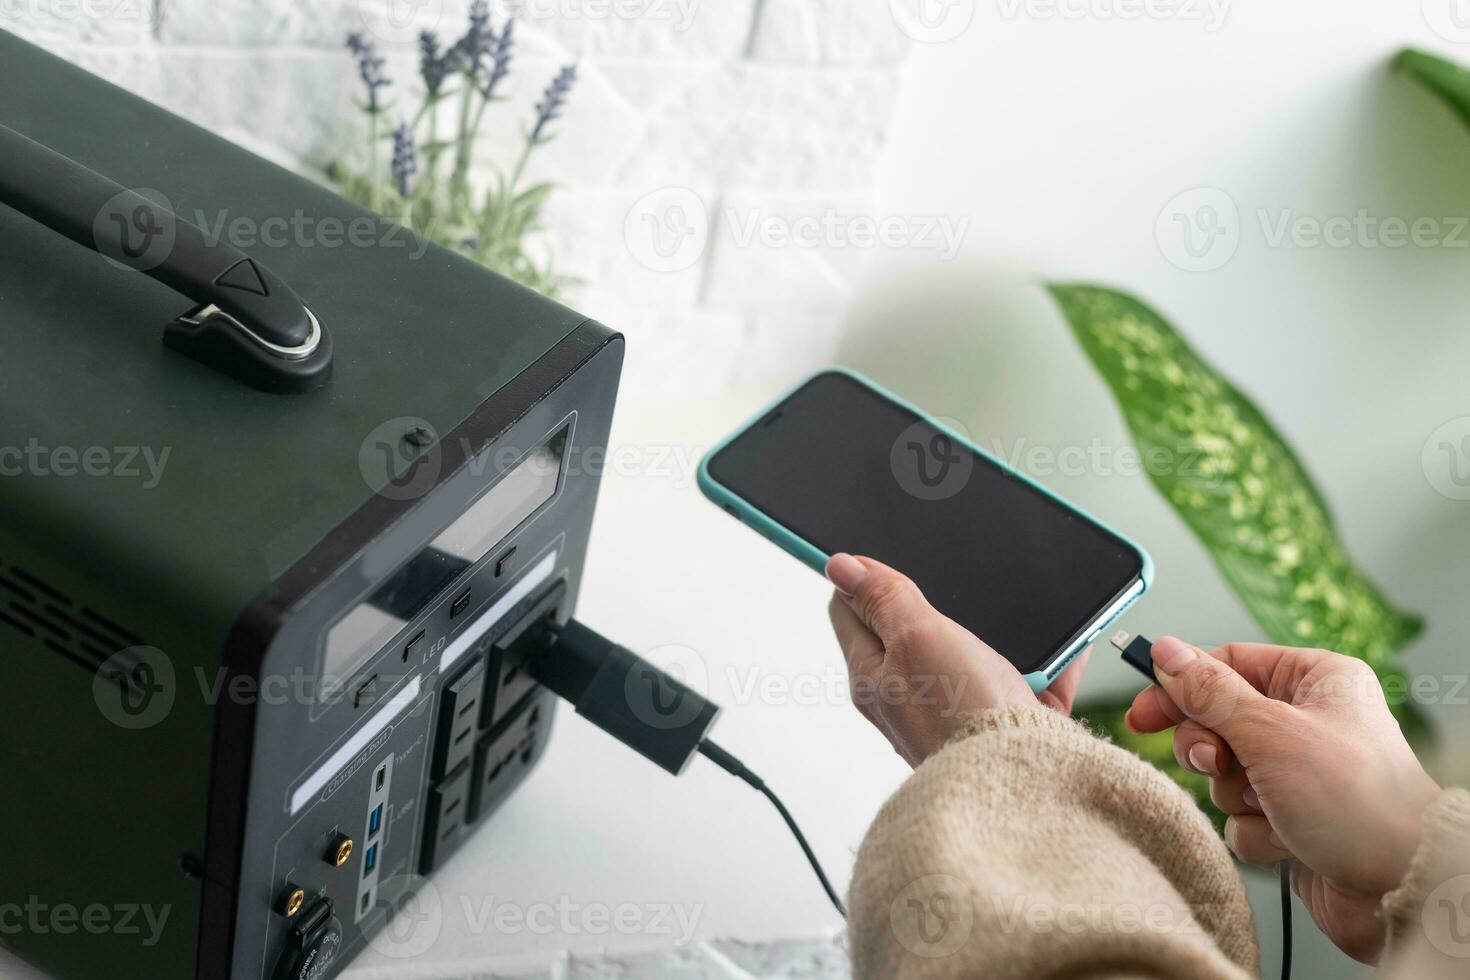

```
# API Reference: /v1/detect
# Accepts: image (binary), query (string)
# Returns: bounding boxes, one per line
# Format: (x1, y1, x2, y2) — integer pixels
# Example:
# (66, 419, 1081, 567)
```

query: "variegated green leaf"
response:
(1396, 48, 1470, 133)
(1050, 284, 1422, 668)
(1054, 284, 1431, 821)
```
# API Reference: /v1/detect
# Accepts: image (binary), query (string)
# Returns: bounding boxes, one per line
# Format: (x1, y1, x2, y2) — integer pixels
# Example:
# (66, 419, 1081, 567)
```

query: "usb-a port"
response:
(363, 843, 378, 877)
(369, 804, 383, 837)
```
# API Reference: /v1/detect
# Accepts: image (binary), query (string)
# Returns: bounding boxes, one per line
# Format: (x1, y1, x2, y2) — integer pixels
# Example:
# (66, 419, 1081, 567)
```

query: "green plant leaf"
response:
(1052, 284, 1430, 814)
(1395, 48, 1470, 133)
(1049, 284, 1422, 669)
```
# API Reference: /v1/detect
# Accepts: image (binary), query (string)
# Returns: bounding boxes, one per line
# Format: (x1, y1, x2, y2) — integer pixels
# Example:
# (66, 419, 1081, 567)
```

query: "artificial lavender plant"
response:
(332, 2, 579, 298)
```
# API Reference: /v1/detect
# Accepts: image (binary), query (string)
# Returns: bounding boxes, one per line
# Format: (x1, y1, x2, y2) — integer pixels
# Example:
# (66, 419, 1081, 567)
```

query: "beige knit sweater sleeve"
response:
(847, 704, 1470, 980)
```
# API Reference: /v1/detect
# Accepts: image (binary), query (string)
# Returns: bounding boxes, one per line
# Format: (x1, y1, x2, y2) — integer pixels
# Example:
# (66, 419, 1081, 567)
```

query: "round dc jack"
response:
(277, 884, 306, 919)
(326, 835, 354, 868)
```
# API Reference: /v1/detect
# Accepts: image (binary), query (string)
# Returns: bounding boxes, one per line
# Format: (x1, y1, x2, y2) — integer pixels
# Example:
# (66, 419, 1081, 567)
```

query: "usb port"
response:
(451, 589, 472, 618)
(369, 804, 383, 837)
(363, 844, 378, 877)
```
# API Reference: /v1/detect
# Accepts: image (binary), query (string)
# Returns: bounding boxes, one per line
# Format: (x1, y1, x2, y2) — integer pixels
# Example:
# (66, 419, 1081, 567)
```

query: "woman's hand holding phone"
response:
(824, 553, 1091, 767)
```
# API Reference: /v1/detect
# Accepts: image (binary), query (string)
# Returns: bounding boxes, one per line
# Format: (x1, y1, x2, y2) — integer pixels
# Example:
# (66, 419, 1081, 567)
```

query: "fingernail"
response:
(1187, 743, 1219, 776)
(1243, 786, 1260, 810)
(1152, 636, 1199, 675)
(826, 553, 868, 596)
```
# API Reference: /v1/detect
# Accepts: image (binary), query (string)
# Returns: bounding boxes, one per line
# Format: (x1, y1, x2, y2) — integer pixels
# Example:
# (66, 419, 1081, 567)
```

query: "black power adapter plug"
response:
(529, 617, 847, 917)
(531, 618, 721, 775)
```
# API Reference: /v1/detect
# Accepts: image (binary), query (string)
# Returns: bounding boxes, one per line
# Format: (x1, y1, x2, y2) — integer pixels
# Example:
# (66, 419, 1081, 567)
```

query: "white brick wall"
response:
(1, 0, 914, 400)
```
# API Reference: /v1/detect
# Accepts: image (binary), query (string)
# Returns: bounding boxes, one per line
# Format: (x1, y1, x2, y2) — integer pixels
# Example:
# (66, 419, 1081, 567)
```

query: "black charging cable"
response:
(1112, 631, 1292, 980)
(530, 618, 847, 918)
(698, 739, 847, 917)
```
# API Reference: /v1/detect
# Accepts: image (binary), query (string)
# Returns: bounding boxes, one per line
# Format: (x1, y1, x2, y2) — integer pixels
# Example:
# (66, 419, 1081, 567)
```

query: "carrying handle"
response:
(0, 123, 331, 393)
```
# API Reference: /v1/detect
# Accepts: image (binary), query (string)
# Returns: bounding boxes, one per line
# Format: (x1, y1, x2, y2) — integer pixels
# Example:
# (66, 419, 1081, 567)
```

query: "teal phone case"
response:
(697, 367, 1155, 692)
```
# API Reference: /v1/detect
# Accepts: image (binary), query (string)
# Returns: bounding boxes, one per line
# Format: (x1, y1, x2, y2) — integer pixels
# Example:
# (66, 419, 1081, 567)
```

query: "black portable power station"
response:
(0, 30, 622, 980)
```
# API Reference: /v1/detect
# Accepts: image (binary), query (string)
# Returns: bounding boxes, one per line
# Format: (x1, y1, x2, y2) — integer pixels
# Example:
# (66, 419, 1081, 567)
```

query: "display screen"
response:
(322, 427, 568, 696)
(706, 373, 1143, 674)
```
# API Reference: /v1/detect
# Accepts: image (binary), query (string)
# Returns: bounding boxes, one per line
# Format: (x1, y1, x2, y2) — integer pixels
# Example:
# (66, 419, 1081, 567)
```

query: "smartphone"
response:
(698, 368, 1153, 691)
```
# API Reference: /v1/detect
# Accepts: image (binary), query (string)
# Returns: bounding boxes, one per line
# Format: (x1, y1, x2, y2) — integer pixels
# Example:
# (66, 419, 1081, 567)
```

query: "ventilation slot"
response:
(0, 559, 150, 686)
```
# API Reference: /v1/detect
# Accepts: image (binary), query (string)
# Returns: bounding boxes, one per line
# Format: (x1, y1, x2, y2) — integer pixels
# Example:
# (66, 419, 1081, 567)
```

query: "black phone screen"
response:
(706, 371, 1144, 674)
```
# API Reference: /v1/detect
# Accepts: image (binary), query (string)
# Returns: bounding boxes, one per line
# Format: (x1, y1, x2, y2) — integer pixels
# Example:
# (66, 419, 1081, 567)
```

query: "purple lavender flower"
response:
(450, 0, 494, 78)
(530, 64, 577, 144)
(346, 32, 390, 114)
(419, 31, 452, 98)
(481, 18, 514, 100)
(391, 123, 418, 198)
